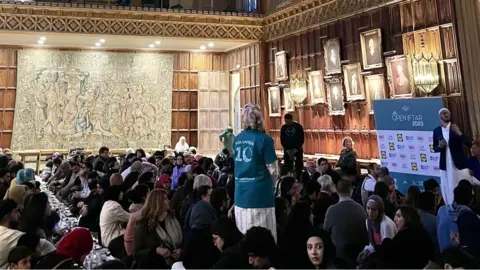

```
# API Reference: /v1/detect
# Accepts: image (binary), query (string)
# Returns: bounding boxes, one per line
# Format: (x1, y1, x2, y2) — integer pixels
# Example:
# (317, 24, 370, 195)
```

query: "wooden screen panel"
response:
(0, 48, 16, 148)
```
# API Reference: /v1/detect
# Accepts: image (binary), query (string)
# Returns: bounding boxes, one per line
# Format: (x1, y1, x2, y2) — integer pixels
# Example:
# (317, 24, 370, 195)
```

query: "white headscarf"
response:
(174, 136, 189, 153)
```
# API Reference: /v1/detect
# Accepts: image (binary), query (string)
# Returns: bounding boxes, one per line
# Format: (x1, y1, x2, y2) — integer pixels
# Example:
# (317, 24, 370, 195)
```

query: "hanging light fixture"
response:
(412, 52, 440, 96)
(290, 67, 308, 104)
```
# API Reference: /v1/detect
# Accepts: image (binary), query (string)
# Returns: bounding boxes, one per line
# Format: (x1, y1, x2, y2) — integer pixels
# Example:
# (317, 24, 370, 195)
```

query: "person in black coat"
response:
(281, 114, 305, 180)
(210, 217, 248, 269)
(78, 179, 105, 232)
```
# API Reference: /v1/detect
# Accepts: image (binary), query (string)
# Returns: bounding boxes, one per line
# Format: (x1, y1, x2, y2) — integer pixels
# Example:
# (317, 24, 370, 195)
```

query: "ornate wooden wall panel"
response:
(265, 0, 463, 160)
(223, 43, 266, 130)
(171, 52, 224, 149)
(0, 48, 16, 149)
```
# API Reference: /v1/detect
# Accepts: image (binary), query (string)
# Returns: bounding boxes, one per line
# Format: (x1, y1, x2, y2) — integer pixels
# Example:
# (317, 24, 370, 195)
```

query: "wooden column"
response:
(454, 0, 480, 139)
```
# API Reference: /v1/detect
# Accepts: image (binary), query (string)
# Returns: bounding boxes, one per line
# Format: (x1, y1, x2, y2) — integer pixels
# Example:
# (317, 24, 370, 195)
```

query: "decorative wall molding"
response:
(0, 0, 404, 41)
(0, 4, 263, 40)
(264, 0, 403, 41)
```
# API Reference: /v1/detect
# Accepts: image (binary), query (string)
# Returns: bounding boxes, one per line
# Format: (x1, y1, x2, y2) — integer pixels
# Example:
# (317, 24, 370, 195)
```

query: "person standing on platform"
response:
(280, 113, 304, 179)
(232, 104, 279, 242)
(433, 108, 471, 205)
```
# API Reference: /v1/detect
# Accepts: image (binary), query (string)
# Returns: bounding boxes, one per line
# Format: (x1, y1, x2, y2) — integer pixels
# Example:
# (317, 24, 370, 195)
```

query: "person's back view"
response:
(323, 179, 368, 262)
(437, 181, 473, 252)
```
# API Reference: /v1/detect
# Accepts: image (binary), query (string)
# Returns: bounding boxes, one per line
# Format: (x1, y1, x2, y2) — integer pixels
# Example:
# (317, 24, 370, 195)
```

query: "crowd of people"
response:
(0, 104, 478, 269)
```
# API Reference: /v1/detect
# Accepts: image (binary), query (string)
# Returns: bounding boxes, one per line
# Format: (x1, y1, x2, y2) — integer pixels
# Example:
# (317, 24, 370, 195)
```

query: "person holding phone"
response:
(432, 108, 471, 205)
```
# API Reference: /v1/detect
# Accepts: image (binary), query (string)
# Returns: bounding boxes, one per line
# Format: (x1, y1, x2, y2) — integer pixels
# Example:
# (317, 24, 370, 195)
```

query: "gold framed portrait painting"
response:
(275, 51, 288, 82)
(360, 29, 384, 70)
(342, 63, 366, 101)
(308, 70, 325, 104)
(386, 55, 414, 98)
(283, 87, 295, 112)
(268, 86, 282, 117)
(365, 74, 386, 114)
(326, 77, 345, 116)
(324, 39, 342, 75)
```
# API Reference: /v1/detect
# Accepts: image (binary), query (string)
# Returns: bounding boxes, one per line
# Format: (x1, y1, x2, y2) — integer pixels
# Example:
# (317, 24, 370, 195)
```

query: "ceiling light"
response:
(155, 41, 161, 45)
(208, 42, 215, 47)
(99, 39, 105, 43)
(95, 42, 101, 47)
(236, 64, 241, 69)
(37, 40, 44, 45)
(200, 45, 206, 50)
(149, 44, 155, 48)
(39, 36, 47, 41)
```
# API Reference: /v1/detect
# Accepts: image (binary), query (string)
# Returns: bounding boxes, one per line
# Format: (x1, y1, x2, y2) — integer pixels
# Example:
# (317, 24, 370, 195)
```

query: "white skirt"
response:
(234, 205, 277, 242)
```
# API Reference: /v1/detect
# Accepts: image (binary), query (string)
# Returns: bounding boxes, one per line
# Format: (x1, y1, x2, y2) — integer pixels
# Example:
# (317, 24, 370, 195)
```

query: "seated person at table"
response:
(78, 179, 105, 233)
(7, 246, 32, 270)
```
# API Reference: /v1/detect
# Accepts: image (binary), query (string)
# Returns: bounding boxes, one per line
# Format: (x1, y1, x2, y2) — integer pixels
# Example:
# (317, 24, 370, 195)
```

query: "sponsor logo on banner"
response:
(379, 135, 385, 141)
(417, 136, 424, 142)
(392, 162, 398, 168)
(397, 134, 404, 142)
(411, 162, 418, 171)
(429, 156, 439, 162)
(389, 143, 395, 151)
(381, 161, 389, 166)
(421, 165, 430, 170)
(402, 163, 408, 169)
(397, 145, 406, 150)
(408, 145, 415, 151)
(420, 153, 427, 162)
(420, 146, 426, 152)
(406, 136, 414, 141)
(400, 154, 407, 160)
(429, 144, 435, 153)
(388, 135, 394, 141)
(428, 136, 433, 143)
(381, 151, 387, 159)
(380, 144, 386, 149)
(389, 153, 397, 158)
(410, 154, 416, 160)
(433, 166, 440, 171)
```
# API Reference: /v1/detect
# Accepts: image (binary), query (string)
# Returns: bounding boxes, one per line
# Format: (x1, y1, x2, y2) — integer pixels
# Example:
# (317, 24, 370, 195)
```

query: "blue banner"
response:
(373, 98, 444, 194)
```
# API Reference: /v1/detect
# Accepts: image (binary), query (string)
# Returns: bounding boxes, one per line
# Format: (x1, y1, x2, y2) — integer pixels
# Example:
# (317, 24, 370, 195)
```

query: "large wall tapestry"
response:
(12, 49, 173, 150)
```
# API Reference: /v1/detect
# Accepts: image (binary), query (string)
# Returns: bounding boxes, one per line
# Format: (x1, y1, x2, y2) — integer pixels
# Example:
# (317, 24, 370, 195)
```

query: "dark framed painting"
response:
(360, 29, 384, 70)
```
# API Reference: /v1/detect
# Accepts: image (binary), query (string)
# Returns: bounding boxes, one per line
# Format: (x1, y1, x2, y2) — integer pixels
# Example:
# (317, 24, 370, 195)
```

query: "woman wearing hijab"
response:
(305, 229, 336, 269)
(174, 137, 189, 154)
(233, 104, 279, 242)
(156, 174, 171, 191)
(172, 155, 186, 191)
(337, 137, 357, 173)
(357, 195, 396, 263)
(133, 189, 183, 269)
(34, 228, 93, 269)
(5, 185, 27, 210)
(3, 169, 35, 200)
(219, 126, 235, 155)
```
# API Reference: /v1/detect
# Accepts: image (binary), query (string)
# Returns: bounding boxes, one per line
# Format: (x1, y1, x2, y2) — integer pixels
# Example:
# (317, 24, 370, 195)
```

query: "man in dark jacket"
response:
(280, 114, 304, 179)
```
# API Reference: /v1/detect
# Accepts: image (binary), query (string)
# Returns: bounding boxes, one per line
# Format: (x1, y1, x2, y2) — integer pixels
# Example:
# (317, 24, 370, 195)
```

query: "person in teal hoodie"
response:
(437, 180, 473, 252)
(219, 126, 235, 155)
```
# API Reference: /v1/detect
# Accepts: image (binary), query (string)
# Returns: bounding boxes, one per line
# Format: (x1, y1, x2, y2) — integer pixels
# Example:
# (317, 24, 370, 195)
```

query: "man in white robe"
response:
(433, 108, 471, 205)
